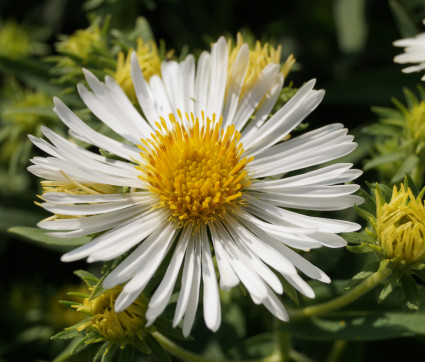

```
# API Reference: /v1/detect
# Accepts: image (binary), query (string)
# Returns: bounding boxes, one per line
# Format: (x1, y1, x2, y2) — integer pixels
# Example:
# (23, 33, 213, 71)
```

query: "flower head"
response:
(76, 286, 148, 341)
(394, 20, 425, 80)
(29, 36, 361, 336)
(375, 184, 425, 264)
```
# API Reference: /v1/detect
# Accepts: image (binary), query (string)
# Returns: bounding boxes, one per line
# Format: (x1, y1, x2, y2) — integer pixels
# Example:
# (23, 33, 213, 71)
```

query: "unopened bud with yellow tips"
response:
(75, 286, 148, 342)
(375, 184, 425, 265)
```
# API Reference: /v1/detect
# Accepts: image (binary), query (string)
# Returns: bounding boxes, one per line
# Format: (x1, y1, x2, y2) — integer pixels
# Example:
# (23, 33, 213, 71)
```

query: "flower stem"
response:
(152, 331, 216, 362)
(290, 265, 392, 319)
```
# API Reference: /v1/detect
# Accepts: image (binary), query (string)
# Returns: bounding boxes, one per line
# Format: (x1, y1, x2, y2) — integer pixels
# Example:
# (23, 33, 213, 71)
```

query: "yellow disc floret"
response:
(75, 287, 147, 341)
(137, 111, 253, 228)
(375, 184, 425, 264)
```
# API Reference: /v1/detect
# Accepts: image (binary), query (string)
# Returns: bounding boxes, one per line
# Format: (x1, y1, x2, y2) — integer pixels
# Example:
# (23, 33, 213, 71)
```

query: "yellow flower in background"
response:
(0, 20, 32, 58)
(227, 32, 295, 99)
(115, 38, 163, 104)
(75, 286, 148, 342)
(375, 184, 425, 264)
(56, 23, 106, 64)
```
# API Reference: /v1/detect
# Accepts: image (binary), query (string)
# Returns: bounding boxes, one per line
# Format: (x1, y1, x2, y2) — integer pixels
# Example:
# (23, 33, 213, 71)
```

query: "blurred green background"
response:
(1, 0, 425, 361)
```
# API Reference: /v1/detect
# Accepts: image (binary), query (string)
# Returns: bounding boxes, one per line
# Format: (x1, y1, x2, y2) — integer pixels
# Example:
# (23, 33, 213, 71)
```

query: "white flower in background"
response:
(394, 20, 425, 80)
(28, 37, 362, 337)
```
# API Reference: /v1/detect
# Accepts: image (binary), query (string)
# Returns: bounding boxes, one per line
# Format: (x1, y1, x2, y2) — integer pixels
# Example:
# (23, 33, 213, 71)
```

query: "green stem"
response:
(326, 341, 347, 362)
(152, 332, 216, 362)
(290, 265, 392, 320)
(153, 332, 282, 362)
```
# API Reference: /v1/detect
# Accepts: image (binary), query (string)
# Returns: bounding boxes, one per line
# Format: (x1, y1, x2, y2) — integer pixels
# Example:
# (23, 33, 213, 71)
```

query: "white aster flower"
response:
(394, 20, 425, 80)
(28, 36, 362, 337)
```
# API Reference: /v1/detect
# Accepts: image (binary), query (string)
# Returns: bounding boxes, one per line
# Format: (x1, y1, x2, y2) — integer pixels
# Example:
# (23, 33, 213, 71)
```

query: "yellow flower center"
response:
(375, 185, 425, 264)
(137, 111, 252, 228)
(76, 287, 147, 341)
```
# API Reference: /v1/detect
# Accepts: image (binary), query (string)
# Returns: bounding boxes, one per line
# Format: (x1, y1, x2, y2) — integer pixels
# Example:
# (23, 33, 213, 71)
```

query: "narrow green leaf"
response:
(355, 188, 376, 215)
(280, 275, 300, 305)
(375, 183, 394, 204)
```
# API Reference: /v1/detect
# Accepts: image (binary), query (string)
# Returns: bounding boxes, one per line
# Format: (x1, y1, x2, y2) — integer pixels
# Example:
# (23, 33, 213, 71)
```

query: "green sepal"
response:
(340, 231, 376, 245)
(401, 274, 420, 311)
(67, 291, 90, 299)
(51, 327, 83, 341)
(74, 269, 99, 288)
(355, 188, 376, 215)
(101, 343, 119, 362)
(374, 183, 393, 205)
(51, 319, 90, 340)
(58, 300, 80, 309)
(118, 345, 136, 362)
(153, 317, 190, 341)
(346, 244, 379, 254)
(362, 122, 401, 136)
(70, 331, 99, 355)
(354, 204, 375, 224)
(378, 268, 400, 303)
(93, 342, 109, 362)
(413, 268, 425, 283)
(93, 342, 119, 362)
(403, 174, 420, 198)
(133, 337, 152, 354)
(145, 334, 171, 362)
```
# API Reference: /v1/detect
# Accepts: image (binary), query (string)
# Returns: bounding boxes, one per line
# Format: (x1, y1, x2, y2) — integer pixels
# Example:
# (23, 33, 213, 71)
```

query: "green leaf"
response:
(378, 270, 401, 303)
(118, 345, 135, 362)
(284, 279, 425, 341)
(390, 154, 419, 183)
(145, 334, 171, 362)
(389, 0, 418, 37)
(345, 262, 380, 290)
(8, 226, 90, 248)
(401, 274, 420, 311)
